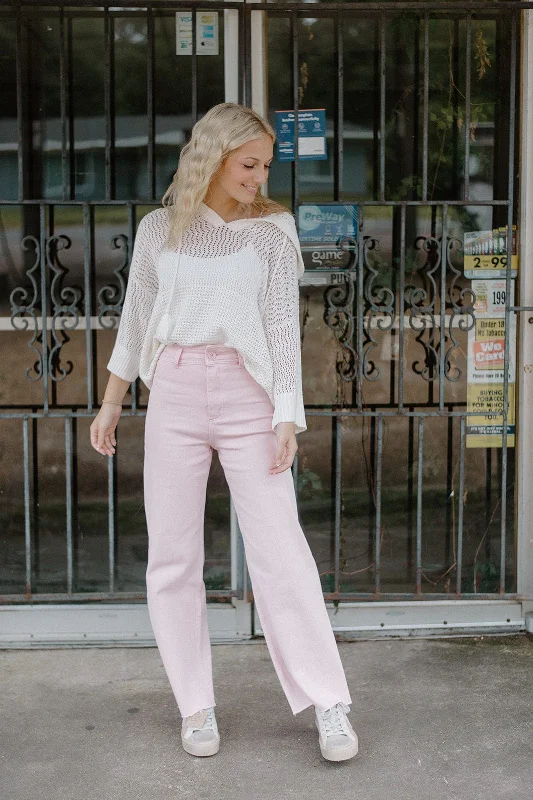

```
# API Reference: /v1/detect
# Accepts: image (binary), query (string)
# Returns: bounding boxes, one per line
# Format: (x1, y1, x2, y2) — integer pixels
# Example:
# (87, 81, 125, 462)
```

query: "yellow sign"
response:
(466, 384, 515, 448)
(463, 226, 518, 278)
(466, 311, 516, 448)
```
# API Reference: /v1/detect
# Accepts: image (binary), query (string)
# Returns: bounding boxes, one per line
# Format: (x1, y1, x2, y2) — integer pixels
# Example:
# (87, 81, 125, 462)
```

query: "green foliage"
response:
(462, 559, 500, 593)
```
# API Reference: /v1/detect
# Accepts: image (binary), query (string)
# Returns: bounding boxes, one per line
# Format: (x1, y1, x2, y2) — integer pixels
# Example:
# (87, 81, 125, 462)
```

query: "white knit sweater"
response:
(106, 202, 307, 434)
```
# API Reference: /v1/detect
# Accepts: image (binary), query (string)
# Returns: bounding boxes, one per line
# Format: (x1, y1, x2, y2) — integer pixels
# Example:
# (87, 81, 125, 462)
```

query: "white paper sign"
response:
(176, 11, 219, 56)
(298, 137, 326, 157)
(472, 279, 515, 317)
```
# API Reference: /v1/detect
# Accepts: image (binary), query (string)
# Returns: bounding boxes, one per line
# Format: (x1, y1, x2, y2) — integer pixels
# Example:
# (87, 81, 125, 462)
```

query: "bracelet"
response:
(102, 400, 123, 406)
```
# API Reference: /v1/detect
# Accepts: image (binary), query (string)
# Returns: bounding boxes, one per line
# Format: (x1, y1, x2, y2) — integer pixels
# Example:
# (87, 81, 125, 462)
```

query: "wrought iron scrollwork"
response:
(362, 236, 394, 381)
(10, 235, 43, 381)
(98, 234, 129, 329)
(48, 234, 83, 381)
(406, 235, 441, 382)
(323, 237, 358, 382)
(444, 237, 475, 382)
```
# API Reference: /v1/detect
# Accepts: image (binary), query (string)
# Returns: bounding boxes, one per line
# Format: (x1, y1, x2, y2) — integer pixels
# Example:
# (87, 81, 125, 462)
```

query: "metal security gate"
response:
(1, 0, 533, 646)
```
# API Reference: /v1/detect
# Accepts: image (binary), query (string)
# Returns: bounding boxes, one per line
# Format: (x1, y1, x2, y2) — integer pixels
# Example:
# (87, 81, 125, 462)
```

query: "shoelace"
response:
(319, 703, 350, 737)
(186, 707, 216, 733)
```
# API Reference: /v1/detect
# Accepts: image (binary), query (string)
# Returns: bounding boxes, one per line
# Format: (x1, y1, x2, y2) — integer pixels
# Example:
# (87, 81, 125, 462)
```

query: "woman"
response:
(90, 102, 357, 763)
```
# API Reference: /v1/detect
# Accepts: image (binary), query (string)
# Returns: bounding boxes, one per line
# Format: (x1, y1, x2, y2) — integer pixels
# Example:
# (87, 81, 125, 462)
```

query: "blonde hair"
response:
(162, 102, 290, 248)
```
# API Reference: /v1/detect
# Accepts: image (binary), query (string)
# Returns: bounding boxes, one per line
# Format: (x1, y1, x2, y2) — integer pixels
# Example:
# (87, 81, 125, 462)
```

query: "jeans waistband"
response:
(162, 343, 244, 366)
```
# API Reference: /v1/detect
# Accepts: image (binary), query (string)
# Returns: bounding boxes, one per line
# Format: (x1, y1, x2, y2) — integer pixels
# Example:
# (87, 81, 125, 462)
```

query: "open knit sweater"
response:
(106, 202, 307, 434)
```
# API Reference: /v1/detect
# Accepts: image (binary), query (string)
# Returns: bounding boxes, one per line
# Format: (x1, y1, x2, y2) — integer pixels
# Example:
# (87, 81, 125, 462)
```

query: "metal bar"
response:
(31, 418, 40, 582)
(216, 1, 533, 9)
(368, 414, 376, 564)
(234, 502, 249, 602)
(422, 11, 429, 201)
(67, 15, 75, 199)
(439, 203, 448, 410)
(379, 12, 386, 201)
(398, 202, 406, 410)
(239, 1, 246, 105)
(191, 5, 198, 125)
(451, 17, 460, 197)
(147, 3, 156, 200)
(6, 1, 533, 10)
(0, 0, 257, 6)
(445, 412, 453, 568)
(463, 13, 472, 200)
(108, 442, 116, 593)
(90, 205, 99, 408)
(104, 7, 115, 201)
(0, 199, 513, 207)
(0, 590, 242, 603)
(83, 204, 93, 410)
(65, 416, 73, 594)
(0, 591, 532, 604)
(356, 205, 364, 410)
(334, 417, 342, 594)
(375, 416, 383, 595)
(407, 411, 414, 580)
(456, 416, 466, 594)
(23, 418, 32, 595)
(59, 8, 68, 200)
(334, 14, 344, 201)
(4, 408, 524, 420)
(485, 448, 492, 559)
(319, 591, 531, 600)
(416, 417, 424, 594)
(15, 5, 26, 202)
(128, 204, 138, 413)
(500, 10, 518, 594)
(292, 448, 299, 496)
(0, 312, 520, 333)
(40, 204, 49, 412)
(291, 8, 300, 214)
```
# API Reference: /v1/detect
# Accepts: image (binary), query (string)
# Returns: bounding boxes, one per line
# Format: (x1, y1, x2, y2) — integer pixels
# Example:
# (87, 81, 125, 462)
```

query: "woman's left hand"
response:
(270, 422, 298, 474)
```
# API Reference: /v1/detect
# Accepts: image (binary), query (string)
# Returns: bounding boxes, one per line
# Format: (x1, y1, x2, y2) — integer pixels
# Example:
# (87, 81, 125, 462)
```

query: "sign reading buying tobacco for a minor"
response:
(466, 314, 516, 448)
(297, 204, 358, 270)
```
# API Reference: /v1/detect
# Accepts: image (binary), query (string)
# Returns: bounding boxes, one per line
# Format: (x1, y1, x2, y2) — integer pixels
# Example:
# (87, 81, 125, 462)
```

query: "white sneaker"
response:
(315, 702, 359, 761)
(181, 706, 220, 757)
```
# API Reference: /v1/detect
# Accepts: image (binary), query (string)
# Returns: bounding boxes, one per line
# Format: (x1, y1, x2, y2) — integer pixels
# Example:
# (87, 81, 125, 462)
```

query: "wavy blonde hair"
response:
(162, 102, 290, 249)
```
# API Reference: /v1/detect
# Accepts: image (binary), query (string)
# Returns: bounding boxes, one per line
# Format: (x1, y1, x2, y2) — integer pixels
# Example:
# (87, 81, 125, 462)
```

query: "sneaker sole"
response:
(319, 740, 358, 761)
(182, 736, 220, 757)
(315, 720, 359, 762)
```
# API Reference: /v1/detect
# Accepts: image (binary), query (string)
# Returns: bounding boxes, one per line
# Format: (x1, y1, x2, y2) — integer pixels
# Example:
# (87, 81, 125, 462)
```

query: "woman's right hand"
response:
(90, 403, 123, 456)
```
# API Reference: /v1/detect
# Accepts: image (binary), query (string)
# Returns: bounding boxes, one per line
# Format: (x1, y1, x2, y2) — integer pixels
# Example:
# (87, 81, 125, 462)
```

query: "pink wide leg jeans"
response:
(143, 343, 352, 719)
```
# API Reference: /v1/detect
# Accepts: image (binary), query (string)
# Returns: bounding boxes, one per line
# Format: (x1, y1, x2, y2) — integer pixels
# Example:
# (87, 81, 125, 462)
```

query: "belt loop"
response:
(238, 351, 244, 367)
(174, 345, 183, 368)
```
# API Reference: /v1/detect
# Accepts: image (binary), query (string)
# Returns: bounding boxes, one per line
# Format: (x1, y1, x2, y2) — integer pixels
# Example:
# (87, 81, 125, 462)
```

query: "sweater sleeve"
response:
(106, 214, 159, 383)
(262, 234, 307, 435)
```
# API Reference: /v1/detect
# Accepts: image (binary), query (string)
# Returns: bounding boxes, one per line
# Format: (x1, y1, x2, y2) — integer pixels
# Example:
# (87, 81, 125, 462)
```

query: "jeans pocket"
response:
(158, 345, 184, 367)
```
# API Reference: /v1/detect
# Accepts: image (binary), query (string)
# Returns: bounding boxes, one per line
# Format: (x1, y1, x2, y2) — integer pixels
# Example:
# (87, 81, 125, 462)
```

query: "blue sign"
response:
(275, 109, 327, 161)
(298, 204, 358, 270)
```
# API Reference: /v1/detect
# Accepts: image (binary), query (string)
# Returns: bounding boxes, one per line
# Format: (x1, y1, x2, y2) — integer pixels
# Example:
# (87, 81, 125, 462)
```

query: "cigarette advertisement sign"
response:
(466, 314, 516, 448)
(463, 226, 518, 279)
(472, 279, 514, 316)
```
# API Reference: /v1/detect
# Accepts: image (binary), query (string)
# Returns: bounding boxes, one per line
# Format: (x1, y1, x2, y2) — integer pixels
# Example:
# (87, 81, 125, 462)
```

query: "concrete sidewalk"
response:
(1, 635, 532, 800)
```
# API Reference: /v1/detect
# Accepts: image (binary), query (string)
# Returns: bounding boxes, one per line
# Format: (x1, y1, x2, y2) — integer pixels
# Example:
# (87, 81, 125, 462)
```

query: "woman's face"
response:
(208, 134, 274, 205)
